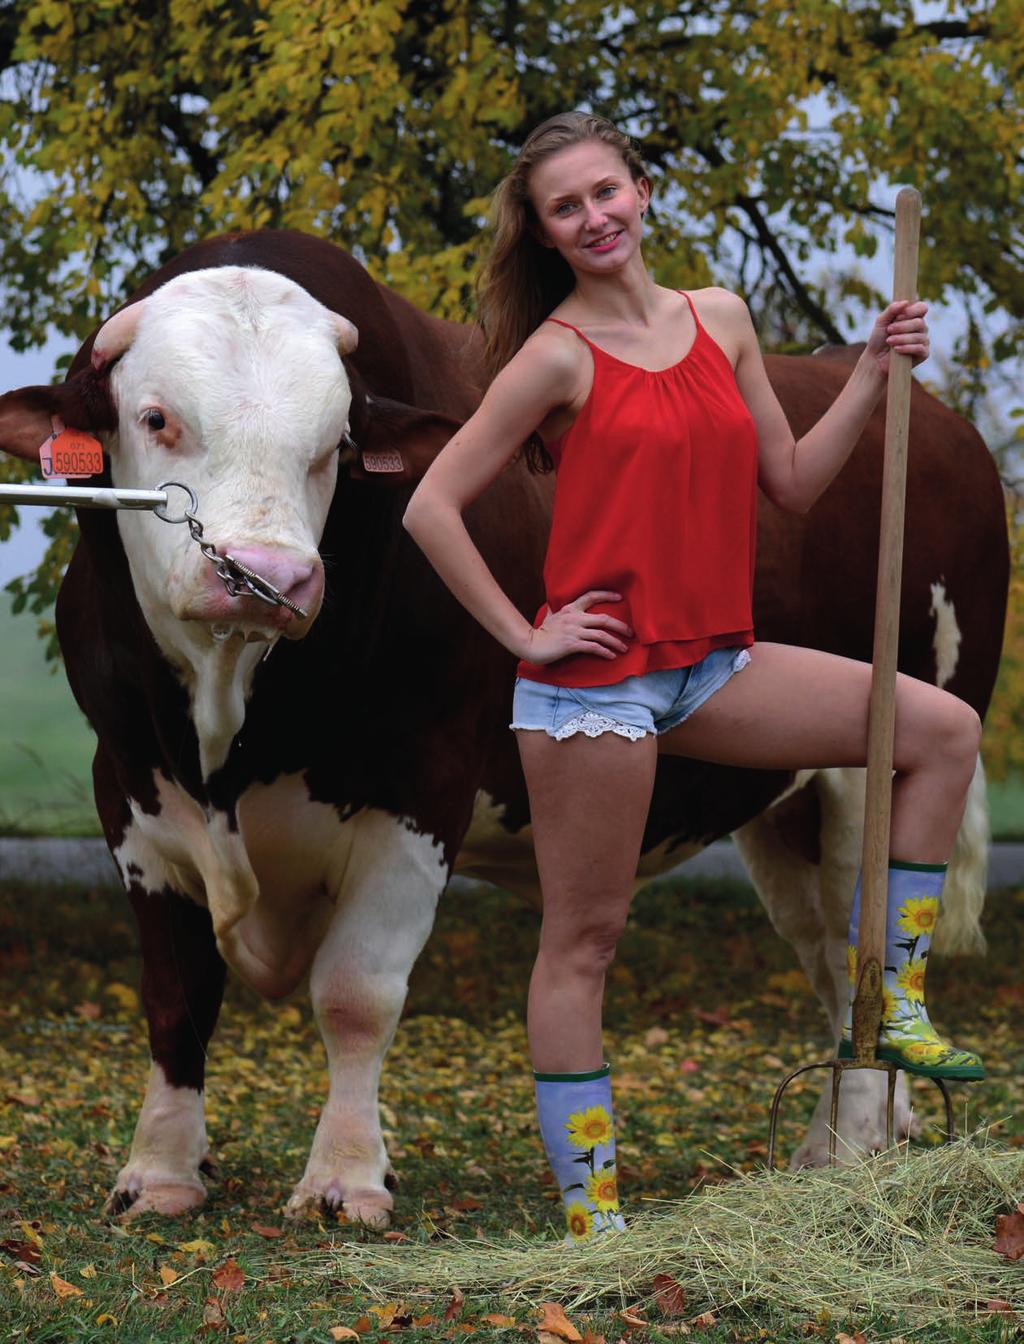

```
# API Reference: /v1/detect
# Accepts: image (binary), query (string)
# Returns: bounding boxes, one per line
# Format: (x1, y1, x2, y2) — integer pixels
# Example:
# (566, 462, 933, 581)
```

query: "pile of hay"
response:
(316, 1140, 1024, 1325)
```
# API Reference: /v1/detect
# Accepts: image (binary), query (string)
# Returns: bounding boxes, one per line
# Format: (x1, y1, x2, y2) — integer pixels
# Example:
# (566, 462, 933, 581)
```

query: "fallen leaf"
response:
(159, 1265, 178, 1287)
(250, 1223, 283, 1239)
(383, 1230, 410, 1242)
(212, 1257, 245, 1292)
(50, 1272, 84, 1298)
(482, 1315, 518, 1327)
(95, 1313, 118, 1326)
(694, 1007, 730, 1028)
(652, 1273, 687, 1318)
(985, 1300, 1015, 1314)
(352, 1317, 372, 1333)
(835, 1333, 866, 1344)
(617, 1307, 647, 1328)
(75, 1001, 101, 1019)
(448, 1196, 484, 1212)
(644, 1026, 670, 1047)
(178, 1238, 216, 1256)
(580, 1333, 607, 1344)
(369, 1303, 402, 1327)
(537, 1302, 583, 1341)
(412, 1316, 437, 1327)
(445, 1286, 466, 1322)
(539, 1333, 563, 1344)
(330, 1329, 362, 1341)
(993, 1203, 1024, 1260)
(202, 1296, 228, 1330)
(0, 1239, 41, 1266)
(80, 1264, 97, 1279)
(692, 1313, 718, 1331)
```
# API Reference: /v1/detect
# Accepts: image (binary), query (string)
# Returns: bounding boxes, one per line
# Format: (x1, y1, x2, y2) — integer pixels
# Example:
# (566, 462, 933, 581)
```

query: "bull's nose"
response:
(216, 545, 323, 617)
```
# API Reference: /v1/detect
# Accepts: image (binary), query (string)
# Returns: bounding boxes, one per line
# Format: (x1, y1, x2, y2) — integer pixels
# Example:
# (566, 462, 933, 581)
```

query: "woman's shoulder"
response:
(516, 316, 591, 375)
(683, 285, 750, 318)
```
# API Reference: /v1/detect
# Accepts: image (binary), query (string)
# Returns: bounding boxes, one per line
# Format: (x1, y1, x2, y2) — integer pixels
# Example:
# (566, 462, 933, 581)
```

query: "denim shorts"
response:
(510, 646, 751, 741)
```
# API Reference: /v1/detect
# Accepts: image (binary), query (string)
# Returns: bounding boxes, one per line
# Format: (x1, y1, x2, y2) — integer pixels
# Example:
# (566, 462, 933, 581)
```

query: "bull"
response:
(0, 231, 1008, 1221)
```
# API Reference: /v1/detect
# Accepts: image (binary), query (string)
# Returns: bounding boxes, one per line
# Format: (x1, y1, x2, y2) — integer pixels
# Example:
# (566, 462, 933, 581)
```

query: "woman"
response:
(403, 112, 983, 1241)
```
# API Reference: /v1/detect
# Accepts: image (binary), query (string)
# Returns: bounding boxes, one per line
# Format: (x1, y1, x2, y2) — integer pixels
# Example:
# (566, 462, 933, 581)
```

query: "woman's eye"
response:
(145, 410, 166, 432)
(555, 202, 575, 215)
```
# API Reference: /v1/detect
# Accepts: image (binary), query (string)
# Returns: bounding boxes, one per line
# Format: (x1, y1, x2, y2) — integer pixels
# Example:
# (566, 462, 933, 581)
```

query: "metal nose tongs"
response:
(0, 480, 308, 619)
(767, 188, 957, 1169)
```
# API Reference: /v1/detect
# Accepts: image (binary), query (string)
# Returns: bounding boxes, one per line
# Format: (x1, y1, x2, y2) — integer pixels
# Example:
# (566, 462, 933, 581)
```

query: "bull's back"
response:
(756, 350, 1008, 717)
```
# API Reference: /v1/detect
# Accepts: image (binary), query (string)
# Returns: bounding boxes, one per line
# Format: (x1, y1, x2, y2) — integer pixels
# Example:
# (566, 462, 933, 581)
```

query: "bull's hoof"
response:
(105, 1180, 207, 1219)
(284, 1181, 393, 1228)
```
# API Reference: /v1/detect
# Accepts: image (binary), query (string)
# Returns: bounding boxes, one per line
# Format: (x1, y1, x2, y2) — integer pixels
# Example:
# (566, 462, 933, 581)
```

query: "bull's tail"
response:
(932, 753, 988, 956)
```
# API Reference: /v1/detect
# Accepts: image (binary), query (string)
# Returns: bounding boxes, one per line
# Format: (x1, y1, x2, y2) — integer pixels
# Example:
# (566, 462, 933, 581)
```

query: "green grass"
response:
(0, 597, 98, 835)
(1, 871, 1022, 1341)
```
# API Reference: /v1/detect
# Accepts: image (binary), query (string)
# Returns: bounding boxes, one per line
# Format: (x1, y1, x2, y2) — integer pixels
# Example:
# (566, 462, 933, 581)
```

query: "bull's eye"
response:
(145, 410, 166, 432)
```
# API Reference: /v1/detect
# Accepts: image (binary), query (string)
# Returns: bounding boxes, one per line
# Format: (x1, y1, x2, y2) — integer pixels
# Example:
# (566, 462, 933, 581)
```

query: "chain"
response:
(155, 481, 309, 619)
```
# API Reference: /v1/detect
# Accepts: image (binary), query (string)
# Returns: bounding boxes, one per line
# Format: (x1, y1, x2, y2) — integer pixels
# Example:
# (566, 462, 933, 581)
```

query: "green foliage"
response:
(1, 0, 1022, 625)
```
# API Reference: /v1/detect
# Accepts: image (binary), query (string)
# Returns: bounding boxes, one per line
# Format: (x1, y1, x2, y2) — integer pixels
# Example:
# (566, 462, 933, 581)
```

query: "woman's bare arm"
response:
(403, 329, 634, 664)
(721, 292, 929, 514)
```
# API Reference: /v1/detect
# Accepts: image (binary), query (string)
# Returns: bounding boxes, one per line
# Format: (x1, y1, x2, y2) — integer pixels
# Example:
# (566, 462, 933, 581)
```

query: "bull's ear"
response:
(344, 394, 461, 484)
(0, 369, 117, 462)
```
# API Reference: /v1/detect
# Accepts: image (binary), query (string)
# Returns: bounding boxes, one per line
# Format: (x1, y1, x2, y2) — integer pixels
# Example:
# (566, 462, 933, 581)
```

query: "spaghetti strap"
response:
(545, 311, 585, 338)
(678, 290, 703, 329)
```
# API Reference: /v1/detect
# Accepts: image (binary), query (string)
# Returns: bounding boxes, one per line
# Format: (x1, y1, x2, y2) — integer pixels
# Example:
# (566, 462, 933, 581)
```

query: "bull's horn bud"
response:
(331, 313, 359, 355)
(92, 300, 147, 371)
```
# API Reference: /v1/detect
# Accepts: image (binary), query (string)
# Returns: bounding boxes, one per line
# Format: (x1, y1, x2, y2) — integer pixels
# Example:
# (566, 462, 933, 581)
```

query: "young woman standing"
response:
(403, 112, 983, 1241)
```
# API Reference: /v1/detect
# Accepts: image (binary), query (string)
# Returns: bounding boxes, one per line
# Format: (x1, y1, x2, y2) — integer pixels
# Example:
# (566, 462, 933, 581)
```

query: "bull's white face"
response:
(107, 268, 353, 653)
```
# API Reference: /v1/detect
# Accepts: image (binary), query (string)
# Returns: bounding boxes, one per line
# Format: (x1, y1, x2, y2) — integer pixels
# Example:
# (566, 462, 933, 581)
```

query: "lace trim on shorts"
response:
(550, 710, 649, 742)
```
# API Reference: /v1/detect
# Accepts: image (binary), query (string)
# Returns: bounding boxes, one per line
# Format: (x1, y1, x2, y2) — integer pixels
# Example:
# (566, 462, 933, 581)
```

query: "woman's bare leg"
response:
(515, 728, 657, 1073)
(657, 643, 981, 862)
(659, 641, 985, 1078)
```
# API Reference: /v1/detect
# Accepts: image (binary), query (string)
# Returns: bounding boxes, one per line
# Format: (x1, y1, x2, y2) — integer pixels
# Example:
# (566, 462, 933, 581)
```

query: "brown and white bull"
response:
(0, 231, 1008, 1221)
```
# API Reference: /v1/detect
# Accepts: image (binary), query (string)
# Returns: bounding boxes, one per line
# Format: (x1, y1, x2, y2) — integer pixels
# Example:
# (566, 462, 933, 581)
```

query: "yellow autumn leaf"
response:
(50, 1272, 84, 1298)
(80, 1264, 97, 1279)
(105, 982, 139, 1011)
(159, 1265, 178, 1286)
(177, 1238, 216, 1255)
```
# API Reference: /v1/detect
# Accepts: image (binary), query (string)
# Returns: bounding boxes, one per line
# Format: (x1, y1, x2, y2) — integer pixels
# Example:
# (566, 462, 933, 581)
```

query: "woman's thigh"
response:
(515, 728, 657, 934)
(656, 641, 960, 773)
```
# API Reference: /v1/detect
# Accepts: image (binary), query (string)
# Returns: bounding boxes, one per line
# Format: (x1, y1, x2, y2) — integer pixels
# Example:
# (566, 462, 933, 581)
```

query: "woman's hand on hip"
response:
(522, 591, 633, 664)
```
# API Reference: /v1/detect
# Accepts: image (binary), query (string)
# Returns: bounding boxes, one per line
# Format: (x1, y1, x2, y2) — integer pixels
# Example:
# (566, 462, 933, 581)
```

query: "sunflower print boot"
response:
(840, 862, 984, 1080)
(534, 1064, 626, 1243)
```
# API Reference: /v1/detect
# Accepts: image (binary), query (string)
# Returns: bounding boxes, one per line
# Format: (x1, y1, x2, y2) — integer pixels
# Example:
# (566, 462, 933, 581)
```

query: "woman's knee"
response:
(539, 910, 629, 976)
(904, 689, 981, 779)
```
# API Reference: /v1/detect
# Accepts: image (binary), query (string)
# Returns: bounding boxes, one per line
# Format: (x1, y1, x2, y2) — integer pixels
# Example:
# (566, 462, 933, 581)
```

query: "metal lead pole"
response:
(0, 484, 169, 511)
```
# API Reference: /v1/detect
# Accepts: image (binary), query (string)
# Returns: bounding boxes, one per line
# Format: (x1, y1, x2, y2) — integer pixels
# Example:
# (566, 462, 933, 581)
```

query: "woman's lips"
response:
(585, 230, 623, 253)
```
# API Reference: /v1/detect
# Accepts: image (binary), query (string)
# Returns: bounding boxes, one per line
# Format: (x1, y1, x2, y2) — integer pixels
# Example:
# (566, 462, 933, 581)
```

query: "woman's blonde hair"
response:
(476, 112, 648, 471)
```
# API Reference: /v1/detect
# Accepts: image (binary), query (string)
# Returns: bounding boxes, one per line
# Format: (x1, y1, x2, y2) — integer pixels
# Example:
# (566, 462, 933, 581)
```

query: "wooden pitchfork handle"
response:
(851, 187, 923, 1060)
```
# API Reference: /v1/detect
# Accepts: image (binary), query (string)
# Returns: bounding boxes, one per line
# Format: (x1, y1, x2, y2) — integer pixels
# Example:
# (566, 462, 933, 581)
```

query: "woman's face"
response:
(527, 139, 650, 275)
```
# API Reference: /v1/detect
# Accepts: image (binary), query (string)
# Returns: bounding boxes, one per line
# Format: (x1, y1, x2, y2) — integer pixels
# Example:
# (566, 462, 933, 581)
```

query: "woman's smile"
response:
(584, 230, 623, 252)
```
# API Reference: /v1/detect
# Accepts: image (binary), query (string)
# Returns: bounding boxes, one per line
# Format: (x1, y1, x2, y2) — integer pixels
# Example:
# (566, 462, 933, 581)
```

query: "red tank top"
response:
(516, 292, 758, 688)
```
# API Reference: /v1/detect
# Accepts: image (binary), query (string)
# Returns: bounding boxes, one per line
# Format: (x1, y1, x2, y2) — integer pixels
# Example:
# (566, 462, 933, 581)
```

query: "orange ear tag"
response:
(38, 427, 104, 479)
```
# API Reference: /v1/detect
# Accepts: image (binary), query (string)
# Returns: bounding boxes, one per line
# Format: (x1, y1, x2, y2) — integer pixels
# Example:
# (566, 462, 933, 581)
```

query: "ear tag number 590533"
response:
(38, 427, 104, 479)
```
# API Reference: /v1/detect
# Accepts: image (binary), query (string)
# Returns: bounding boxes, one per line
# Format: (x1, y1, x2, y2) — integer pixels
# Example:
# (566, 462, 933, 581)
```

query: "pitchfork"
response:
(767, 188, 959, 1169)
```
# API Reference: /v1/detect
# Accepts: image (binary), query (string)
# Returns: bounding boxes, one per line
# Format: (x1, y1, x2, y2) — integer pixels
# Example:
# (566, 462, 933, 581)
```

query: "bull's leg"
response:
(735, 769, 917, 1164)
(285, 809, 446, 1226)
(107, 834, 226, 1216)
